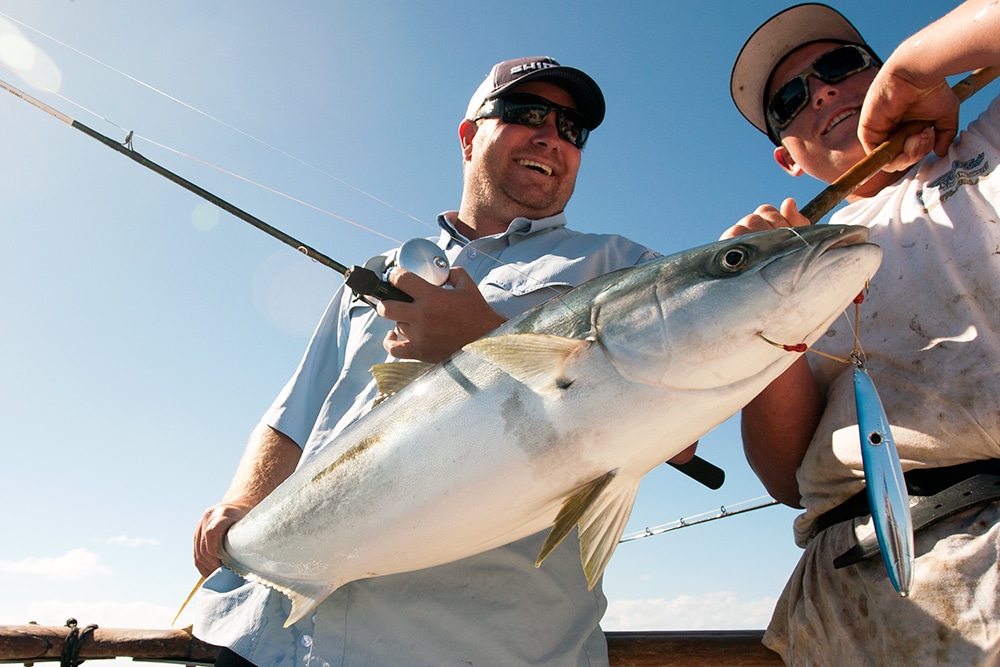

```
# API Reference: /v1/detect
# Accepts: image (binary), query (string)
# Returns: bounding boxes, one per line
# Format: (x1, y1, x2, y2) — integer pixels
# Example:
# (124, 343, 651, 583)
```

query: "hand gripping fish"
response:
(211, 225, 882, 627)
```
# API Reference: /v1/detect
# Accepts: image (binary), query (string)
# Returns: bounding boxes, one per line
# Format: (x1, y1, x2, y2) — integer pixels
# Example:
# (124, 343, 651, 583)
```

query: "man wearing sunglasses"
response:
(191, 57, 670, 667)
(724, 2, 1000, 664)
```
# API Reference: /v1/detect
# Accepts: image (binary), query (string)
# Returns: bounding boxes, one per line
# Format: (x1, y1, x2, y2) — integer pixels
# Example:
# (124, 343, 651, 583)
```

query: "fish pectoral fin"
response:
(371, 360, 435, 406)
(242, 572, 337, 628)
(536, 470, 640, 589)
(464, 333, 589, 392)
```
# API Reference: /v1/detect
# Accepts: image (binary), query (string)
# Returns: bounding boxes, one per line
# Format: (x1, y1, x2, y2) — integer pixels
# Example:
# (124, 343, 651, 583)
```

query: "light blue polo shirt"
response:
(193, 211, 659, 667)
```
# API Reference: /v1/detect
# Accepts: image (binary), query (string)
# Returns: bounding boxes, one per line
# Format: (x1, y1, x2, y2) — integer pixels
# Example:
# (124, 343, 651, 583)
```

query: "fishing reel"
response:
(345, 238, 450, 306)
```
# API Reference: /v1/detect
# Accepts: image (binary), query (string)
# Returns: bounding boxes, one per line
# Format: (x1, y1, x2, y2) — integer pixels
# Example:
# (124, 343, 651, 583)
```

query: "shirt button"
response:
(467, 249, 478, 259)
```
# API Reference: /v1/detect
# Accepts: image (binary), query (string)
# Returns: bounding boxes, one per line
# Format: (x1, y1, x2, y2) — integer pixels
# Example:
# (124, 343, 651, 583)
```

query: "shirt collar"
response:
(436, 211, 568, 247)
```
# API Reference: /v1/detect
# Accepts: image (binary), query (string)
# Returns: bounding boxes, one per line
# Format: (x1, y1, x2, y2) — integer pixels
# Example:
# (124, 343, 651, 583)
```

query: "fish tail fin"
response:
(536, 470, 640, 588)
(172, 575, 207, 627)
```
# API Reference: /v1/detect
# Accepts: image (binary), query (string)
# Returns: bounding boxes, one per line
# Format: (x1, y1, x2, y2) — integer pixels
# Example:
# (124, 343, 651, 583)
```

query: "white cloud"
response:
(18, 599, 176, 629)
(106, 536, 161, 548)
(602, 591, 776, 631)
(0, 549, 112, 580)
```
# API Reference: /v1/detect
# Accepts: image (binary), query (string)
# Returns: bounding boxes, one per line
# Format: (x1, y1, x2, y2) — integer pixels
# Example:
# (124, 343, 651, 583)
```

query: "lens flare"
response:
(0, 17, 62, 92)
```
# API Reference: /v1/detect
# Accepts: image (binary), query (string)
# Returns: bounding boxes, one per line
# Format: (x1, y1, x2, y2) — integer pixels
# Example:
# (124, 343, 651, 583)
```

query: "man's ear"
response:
(774, 145, 805, 177)
(459, 120, 477, 162)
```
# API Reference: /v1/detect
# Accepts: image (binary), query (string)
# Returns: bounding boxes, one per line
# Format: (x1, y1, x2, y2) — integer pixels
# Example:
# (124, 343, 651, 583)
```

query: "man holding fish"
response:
(191, 56, 675, 667)
(724, 2, 1000, 663)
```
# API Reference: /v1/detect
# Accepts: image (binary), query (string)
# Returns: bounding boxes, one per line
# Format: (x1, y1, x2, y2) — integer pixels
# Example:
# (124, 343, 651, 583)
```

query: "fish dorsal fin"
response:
(371, 361, 435, 406)
(464, 333, 589, 393)
(535, 470, 640, 590)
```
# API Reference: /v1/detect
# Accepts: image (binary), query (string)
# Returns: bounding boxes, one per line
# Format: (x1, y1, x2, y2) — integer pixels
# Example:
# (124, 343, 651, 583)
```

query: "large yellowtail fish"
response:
(216, 225, 882, 627)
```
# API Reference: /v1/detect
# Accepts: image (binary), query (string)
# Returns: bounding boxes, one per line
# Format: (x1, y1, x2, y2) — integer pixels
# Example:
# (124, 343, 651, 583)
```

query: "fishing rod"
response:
(619, 496, 779, 543)
(0, 76, 414, 304)
(1, 74, 732, 492)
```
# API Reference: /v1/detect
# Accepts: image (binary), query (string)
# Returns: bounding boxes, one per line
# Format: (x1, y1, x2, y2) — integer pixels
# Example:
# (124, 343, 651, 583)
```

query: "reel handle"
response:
(344, 265, 413, 303)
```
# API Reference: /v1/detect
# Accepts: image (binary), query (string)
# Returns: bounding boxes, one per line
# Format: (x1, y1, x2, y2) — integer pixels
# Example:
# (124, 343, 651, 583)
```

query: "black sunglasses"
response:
(766, 44, 878, 140)
(474, 93, 590, 149)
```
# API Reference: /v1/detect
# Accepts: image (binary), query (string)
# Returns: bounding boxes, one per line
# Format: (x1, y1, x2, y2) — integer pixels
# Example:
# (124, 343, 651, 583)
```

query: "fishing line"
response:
(0, 8, 688, 314)
(785, 225, 810, 248)
(759, 290, 868, 364)
(0, 14, 578, 309)
(0, 61, 130, 136)
(141, 134, 403, 245)
(0, 63, 407, 252)
(0, 10, 436, 235)
(619, 495, 779, 543)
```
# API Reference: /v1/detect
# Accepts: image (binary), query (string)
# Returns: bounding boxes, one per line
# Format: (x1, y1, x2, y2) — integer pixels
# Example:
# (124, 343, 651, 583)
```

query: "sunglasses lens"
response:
(556, 111, 587, 147)
(482, 94, 589, 148)
(813, 46, 869, 82)
(768, 78, 808, 128)
(506, 104, 548, 126)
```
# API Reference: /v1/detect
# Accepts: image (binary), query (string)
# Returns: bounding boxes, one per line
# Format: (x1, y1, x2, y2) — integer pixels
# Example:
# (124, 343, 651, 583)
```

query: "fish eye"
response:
(718, 246, 750, 273)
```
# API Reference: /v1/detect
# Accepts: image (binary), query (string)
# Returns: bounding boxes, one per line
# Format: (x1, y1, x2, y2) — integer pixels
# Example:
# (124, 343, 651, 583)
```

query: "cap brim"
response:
(731, 3, 866, 136)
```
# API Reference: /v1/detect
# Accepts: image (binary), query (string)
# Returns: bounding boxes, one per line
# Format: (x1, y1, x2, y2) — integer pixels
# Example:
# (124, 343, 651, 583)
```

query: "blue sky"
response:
(1, 0, 995, 634)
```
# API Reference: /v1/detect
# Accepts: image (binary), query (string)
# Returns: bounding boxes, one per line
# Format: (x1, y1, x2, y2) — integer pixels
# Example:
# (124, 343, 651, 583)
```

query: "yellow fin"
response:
(464, 333, 589, 392)
(171, 575, 207, 627)
(535, 470, 639, 590)
(576, 477, 640, 589)
(371, 360, 435, 406)
(536, 471, 615, 567)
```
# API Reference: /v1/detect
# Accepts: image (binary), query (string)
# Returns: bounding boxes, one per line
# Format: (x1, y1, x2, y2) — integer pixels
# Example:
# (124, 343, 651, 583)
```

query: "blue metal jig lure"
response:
(853, 358, 914, 596)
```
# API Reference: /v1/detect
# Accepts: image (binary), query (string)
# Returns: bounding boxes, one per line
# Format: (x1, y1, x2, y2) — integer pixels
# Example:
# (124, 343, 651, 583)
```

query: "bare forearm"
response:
(193, 423, 301, 576)
(888, 0, 1000, 80)
(742, 357, 823, 507)
(860, 0, 1000, 154)
(222, 422, 302, 509)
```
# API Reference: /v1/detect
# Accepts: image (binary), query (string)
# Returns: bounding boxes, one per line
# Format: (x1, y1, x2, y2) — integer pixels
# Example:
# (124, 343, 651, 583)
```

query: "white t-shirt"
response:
(766, 95, 1000, 665)
(794, 95, 1000, 544)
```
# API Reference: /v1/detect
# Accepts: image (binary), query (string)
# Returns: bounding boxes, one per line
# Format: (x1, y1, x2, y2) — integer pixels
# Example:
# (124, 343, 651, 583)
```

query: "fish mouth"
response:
(802, 225, 872, 279)
(763, 225, 872, 295)
(816, 225, 869, 250)
(517, 159, 553, 176)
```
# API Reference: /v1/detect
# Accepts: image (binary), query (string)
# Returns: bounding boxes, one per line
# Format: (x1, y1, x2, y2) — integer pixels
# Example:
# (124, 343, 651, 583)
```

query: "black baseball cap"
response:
(464, 56, 606, 130)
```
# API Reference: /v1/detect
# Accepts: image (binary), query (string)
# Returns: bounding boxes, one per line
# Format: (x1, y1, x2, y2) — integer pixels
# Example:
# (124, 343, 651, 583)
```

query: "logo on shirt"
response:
(916, 152, 991, 212)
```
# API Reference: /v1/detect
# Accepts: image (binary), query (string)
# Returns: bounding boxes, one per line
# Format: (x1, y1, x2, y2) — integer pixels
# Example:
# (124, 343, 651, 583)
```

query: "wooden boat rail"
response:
(0, 624, 782, 667)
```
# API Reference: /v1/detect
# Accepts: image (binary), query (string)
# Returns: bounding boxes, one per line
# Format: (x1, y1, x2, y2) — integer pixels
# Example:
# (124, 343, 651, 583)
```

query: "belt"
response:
(811, 459, 1000, 569)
